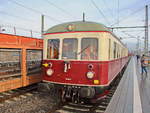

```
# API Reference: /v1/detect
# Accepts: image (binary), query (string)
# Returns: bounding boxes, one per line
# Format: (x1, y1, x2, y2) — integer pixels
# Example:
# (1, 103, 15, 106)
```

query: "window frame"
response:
(46, 38, 60, 60)
(113, 42, 117, 59)
(108, 39, 111, 60)
(61, 38, 78, 60)
(80, 37, 99, 61)
(45, 37, 99, 61)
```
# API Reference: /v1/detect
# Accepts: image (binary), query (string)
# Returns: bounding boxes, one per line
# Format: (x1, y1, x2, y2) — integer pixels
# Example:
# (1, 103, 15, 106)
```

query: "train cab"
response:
(42, 21, 128, 102)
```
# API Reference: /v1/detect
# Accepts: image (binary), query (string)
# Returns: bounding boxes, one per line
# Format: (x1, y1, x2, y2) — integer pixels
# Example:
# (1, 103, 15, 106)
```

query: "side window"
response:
(108, 39, 111, 60)
(121, 48, 123, 57)
(118, 46, 120, 58)
(114, 42, 117, 59)
(117, 44, 119, 58)
(81, 38, 98, 60)
(47, 39, 60, 59)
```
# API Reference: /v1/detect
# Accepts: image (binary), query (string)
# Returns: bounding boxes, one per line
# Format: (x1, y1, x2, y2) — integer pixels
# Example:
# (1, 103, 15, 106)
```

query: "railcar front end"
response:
(42, 21, 129, 103)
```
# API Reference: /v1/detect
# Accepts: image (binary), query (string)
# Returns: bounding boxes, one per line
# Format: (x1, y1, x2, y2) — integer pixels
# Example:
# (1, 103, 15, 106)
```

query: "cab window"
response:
(81, 38, 98, 60)
(62, 38, 78, 59)
(47, 39, 60, 59)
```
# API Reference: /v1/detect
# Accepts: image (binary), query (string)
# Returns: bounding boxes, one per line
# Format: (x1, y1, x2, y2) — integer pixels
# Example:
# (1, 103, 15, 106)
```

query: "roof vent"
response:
(83, 12, 85, 22)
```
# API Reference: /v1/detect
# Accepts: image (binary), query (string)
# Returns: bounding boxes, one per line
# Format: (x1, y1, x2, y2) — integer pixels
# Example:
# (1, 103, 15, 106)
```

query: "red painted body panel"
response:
(43, 57, 128, 86)
(43, 60, 108, 85)
(108, 57, 129, 82)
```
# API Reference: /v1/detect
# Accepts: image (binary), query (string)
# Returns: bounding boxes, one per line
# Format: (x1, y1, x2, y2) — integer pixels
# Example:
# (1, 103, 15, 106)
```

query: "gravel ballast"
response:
(0, 91, 57, 113)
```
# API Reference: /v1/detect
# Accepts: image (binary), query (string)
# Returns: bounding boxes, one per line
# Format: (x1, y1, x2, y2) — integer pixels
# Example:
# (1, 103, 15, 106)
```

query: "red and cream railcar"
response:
(42, 21, 129, 102)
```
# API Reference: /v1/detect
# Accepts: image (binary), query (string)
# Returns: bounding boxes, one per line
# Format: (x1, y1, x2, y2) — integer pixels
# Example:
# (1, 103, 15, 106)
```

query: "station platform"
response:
(104, 56, 149, 113)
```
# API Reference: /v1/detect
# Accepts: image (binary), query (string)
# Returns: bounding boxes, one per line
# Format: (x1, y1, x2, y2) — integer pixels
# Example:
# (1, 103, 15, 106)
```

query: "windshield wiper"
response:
(77, 45, 90, 55)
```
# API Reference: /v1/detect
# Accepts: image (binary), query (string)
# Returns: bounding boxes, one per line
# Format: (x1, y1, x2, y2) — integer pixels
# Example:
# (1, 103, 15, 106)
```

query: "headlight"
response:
(86, 71, 94, 79)
(46, 69, 54, 76)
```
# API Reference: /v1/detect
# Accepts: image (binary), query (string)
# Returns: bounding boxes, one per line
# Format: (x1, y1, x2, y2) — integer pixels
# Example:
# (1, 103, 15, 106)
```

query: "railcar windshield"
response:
(81, 38, 98, 60)
(62, 38, 78, 59)
(47, 39, 60, 59)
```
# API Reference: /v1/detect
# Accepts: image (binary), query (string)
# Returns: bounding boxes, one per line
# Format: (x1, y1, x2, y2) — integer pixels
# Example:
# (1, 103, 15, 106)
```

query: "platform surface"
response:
(105, 56, 149, 113)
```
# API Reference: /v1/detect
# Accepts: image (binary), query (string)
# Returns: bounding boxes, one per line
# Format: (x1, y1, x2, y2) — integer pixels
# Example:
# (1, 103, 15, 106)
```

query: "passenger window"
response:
(81, 38, 98, 60)
(47, 39, 60, 59)
(117, 44, 119, 58)
(108, 39, 111, 60)
(114, 42, 117, 59)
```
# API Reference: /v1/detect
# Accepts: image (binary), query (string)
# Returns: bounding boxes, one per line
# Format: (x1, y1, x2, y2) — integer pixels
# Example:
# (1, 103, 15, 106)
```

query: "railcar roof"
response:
(45, 21, 111, 34)
(44, 21, 127, 48)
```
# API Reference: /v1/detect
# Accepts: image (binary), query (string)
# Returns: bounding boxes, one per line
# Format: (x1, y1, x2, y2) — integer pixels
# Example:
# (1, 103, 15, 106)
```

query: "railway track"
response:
(51, 71, 126, 113)
(52, 86, 116, 113)
(0, 84, 37, 103)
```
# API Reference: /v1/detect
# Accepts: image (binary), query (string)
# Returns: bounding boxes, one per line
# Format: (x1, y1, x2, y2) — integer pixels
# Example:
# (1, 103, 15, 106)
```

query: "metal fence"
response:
(0, 25, 42, 38)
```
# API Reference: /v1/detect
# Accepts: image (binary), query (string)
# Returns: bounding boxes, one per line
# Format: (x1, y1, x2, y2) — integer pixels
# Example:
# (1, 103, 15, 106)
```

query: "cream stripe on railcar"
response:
(109, 34, 113, 61)
(43, 32, 128, 61)
(43, 37, 47, 60)
(43, 32, 102, 61)
(99, 32, 109, 61)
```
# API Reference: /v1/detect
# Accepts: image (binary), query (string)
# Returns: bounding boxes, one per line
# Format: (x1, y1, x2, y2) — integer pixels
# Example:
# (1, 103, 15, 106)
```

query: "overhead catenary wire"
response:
(0, 11, 35, 22)
(121, 30, 145, 32)
(44, 0, 77, 20)
(7, 0, 62, 23)
(102, 0, 115, 22)
(114, 0, 150, 27)
(121, 30, 144, 38)
(91, 0, 111, 25)
(117, 0, 119, 25)
(120, 31, 145, 50)
(0, 11, 41, 34)
(111, 6, 145, 26)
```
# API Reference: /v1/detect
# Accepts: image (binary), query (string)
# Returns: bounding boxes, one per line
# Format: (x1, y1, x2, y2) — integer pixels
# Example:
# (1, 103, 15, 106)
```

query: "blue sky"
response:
(0, 0, 150, 50)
